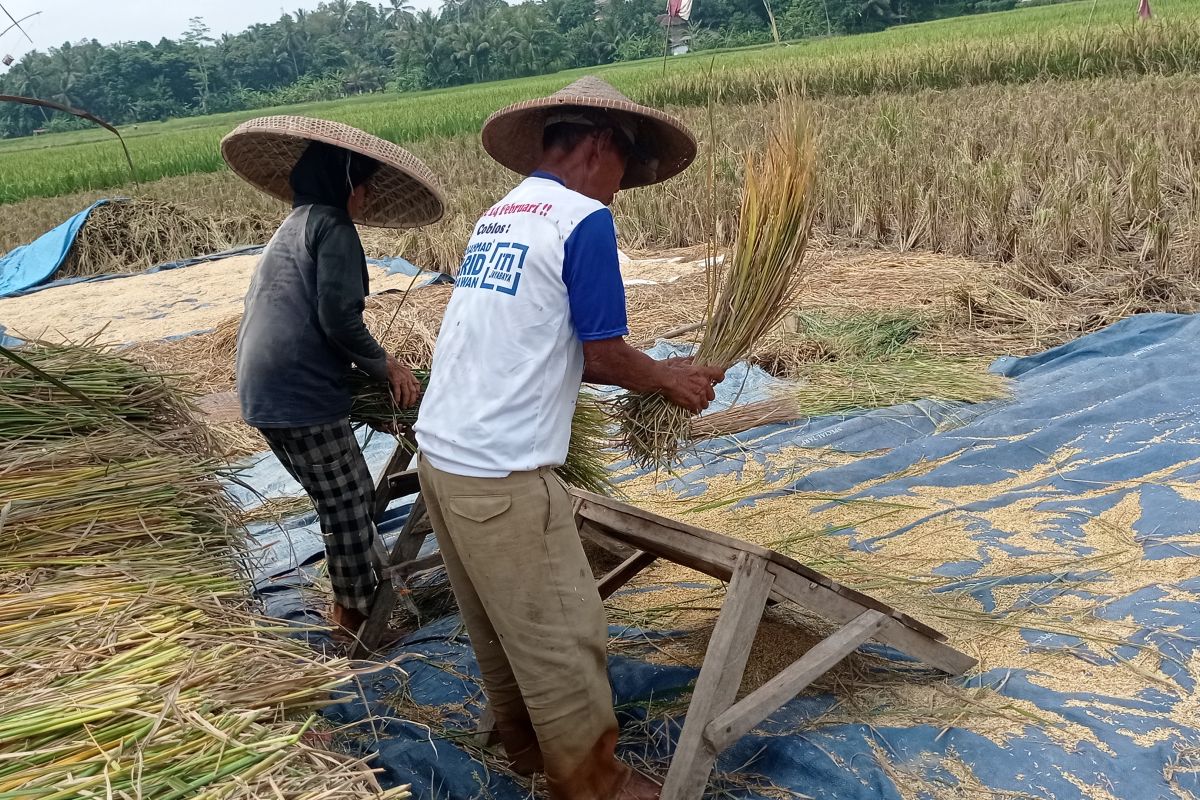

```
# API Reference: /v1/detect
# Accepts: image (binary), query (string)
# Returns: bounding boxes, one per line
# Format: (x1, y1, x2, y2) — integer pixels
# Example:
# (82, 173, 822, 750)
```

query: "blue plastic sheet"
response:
(0, 200, 111, 296)
(243, 313, 1200, 799)
(0, 201, 452, 301)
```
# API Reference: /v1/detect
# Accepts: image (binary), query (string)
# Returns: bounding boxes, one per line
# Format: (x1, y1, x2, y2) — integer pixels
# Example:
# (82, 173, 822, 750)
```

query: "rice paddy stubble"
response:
(6, 73, 1199, 298)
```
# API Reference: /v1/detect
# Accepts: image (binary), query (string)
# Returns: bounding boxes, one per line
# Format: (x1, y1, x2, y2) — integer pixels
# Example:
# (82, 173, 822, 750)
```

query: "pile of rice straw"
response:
(59, 198, 277, 278)
(0, 341, 407, 798)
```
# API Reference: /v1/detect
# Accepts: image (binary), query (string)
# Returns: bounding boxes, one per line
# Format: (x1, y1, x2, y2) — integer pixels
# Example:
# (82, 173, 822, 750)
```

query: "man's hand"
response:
(658, 361, 726, 414)
(582, 338, 726, 412)
(386, 356, 422, 409)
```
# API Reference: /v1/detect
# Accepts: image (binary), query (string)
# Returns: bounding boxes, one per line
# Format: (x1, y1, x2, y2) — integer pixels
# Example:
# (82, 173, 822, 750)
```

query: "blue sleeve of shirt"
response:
(562, 208, 629, 342)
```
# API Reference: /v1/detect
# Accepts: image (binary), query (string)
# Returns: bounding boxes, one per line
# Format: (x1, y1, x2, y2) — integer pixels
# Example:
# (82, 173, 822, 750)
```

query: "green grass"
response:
(0, 0, 1197, 204)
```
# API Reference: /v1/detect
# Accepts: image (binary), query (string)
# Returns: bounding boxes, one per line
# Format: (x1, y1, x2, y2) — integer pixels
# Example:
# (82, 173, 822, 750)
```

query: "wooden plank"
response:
(579, 494, 972, 674)
(574, 490, 945, 642)
(577, 519, 637, 559)
(384, 550, 445, 579)
(767, 567, 975, 675)
(372, 449, 413, 520)
(384, 469, 422, 508)
(660, 553, 775, 800)
(576, 498, 739, 579)
(870, 614, 976, 676)
(194, 390, 242, 424)
(386, 493, 430, 568)
(703, 610, 886, 752)
(355, 464, 429, 655)
(597, 550, 657, 600)
(351, 579, 396, 659)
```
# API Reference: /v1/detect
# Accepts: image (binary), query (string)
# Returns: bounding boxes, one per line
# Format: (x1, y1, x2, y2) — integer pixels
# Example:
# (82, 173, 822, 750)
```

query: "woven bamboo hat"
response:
(220, 115, 445, 228)
(481, 76, 696, 189)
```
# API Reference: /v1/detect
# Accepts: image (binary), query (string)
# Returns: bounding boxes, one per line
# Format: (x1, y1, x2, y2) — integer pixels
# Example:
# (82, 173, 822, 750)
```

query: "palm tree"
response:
(277, 13, 308, 80)
(345, 2, 379, 48)
(402, 9, 450, 84)
(447, 18, 492, 84)
(52, 42, 82, 105)
(328, 0, 353, 27)
(382, 0, 415, 29)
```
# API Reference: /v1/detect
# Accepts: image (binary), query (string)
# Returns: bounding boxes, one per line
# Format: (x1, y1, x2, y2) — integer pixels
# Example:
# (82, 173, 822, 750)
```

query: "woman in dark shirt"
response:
(222, 117, 444, 638)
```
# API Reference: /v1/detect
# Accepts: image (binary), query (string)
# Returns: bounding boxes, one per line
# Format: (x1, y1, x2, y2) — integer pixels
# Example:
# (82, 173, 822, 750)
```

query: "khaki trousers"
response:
(417, 456, 626, 798)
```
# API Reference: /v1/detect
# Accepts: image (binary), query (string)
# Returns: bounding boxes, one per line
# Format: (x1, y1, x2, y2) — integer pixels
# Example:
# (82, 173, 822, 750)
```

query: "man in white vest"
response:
(415, 76, 724, 799)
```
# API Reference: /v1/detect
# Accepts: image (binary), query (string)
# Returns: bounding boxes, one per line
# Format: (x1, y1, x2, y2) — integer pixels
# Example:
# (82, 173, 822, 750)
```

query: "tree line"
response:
(0, 0, 1019, 139)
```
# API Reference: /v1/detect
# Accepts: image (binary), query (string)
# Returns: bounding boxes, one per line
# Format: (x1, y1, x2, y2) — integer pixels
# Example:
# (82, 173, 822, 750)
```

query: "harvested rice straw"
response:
(617, 103, 818, 467)
(688, 397, 805, 440)
(346, 369, 613, 494)
(0, 341, 407, 799)
(0, 339, 210, 454)
(784, 357, 1010, 417)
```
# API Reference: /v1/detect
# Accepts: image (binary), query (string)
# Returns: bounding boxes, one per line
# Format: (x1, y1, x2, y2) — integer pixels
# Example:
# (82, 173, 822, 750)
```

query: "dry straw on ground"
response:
(60, 198, 277, 278)
(9, 74, 1196, 282)
(0, 340, 407, 798)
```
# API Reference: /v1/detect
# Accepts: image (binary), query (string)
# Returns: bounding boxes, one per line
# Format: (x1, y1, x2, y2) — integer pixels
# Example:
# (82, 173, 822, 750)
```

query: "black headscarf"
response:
(289, 141, 380, 210)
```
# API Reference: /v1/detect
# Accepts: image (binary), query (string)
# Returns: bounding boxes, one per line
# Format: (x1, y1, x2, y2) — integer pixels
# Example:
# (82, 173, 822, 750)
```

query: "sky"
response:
(0, 0, 439, 64)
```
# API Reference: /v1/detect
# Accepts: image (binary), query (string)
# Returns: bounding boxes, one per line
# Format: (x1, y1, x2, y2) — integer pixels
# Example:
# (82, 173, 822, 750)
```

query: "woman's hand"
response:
(387, 356, 422, 409)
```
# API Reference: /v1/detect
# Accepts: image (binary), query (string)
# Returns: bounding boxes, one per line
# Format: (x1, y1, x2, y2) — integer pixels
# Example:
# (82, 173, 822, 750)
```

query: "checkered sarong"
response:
(260, 420, 377, 613)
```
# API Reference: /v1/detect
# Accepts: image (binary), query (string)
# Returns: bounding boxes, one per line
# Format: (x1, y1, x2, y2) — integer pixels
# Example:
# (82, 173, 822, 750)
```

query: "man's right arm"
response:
(561, 208, 724, 413)
(583, 337, 724, 414)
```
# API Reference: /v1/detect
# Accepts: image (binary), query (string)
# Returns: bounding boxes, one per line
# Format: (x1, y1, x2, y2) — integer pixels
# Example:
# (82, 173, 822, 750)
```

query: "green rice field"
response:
(0, 0, 1196, 205)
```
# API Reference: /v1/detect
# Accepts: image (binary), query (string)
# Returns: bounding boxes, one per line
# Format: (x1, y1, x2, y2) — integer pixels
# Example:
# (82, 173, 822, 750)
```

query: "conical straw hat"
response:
(221, 115, 445, 229)
(481, 76, 696, 189)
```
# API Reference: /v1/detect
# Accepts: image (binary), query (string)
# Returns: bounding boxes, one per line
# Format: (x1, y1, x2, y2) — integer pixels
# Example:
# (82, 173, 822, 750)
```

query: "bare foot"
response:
(330, 603, 368, 642)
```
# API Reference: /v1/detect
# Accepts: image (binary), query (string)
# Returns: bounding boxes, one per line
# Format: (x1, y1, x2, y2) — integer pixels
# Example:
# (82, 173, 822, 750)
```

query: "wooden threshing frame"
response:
(359, 446, 976, 798)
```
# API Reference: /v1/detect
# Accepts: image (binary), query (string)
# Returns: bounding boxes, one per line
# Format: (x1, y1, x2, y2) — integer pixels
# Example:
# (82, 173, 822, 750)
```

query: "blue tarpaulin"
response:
(242, 312, 1200, 799)
(0, 200, 450, 301)
(0, 200, 112, 297)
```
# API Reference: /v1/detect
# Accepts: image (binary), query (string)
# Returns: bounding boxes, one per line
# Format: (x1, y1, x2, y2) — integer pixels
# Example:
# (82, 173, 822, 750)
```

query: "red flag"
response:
(1139, 0, 1152, 20)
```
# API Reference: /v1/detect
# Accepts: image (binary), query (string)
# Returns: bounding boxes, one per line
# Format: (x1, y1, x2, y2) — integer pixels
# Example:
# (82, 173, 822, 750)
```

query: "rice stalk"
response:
(0, 339, 201, 446)
(616, 101, 818, 467)
(688, 397, 806, 440)
(58, 198, 275, 278)
(783, 356, 1010, 417)
(345, 369, 613, 493)
(0, 341, 409, 798)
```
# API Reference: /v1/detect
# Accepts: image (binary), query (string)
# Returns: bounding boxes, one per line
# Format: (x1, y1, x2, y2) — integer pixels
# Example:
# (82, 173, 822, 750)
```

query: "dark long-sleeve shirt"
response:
(236, 204, 388, 428)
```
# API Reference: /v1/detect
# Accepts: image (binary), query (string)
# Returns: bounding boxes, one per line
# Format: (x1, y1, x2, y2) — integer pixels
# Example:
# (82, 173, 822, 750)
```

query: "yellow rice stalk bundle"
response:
(0, 341, 408, 799)
(687, 397, 805, 440)
(617, 103, 818, 467)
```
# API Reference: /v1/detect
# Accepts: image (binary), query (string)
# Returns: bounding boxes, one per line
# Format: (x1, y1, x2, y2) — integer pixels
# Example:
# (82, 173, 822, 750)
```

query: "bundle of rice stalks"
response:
(346, 369, 613, 494)
(0, 446, 227, 569)
(785, 356, 1010, 417)
(688, 397, 806, 440)
(751, 309, 927, 379)
(58, 198, 245, 278)
(0, 339, 202, 447)
(363, 290, 452, 370)
(617, 104, 818, 467)
(0, 341, 408, 799)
